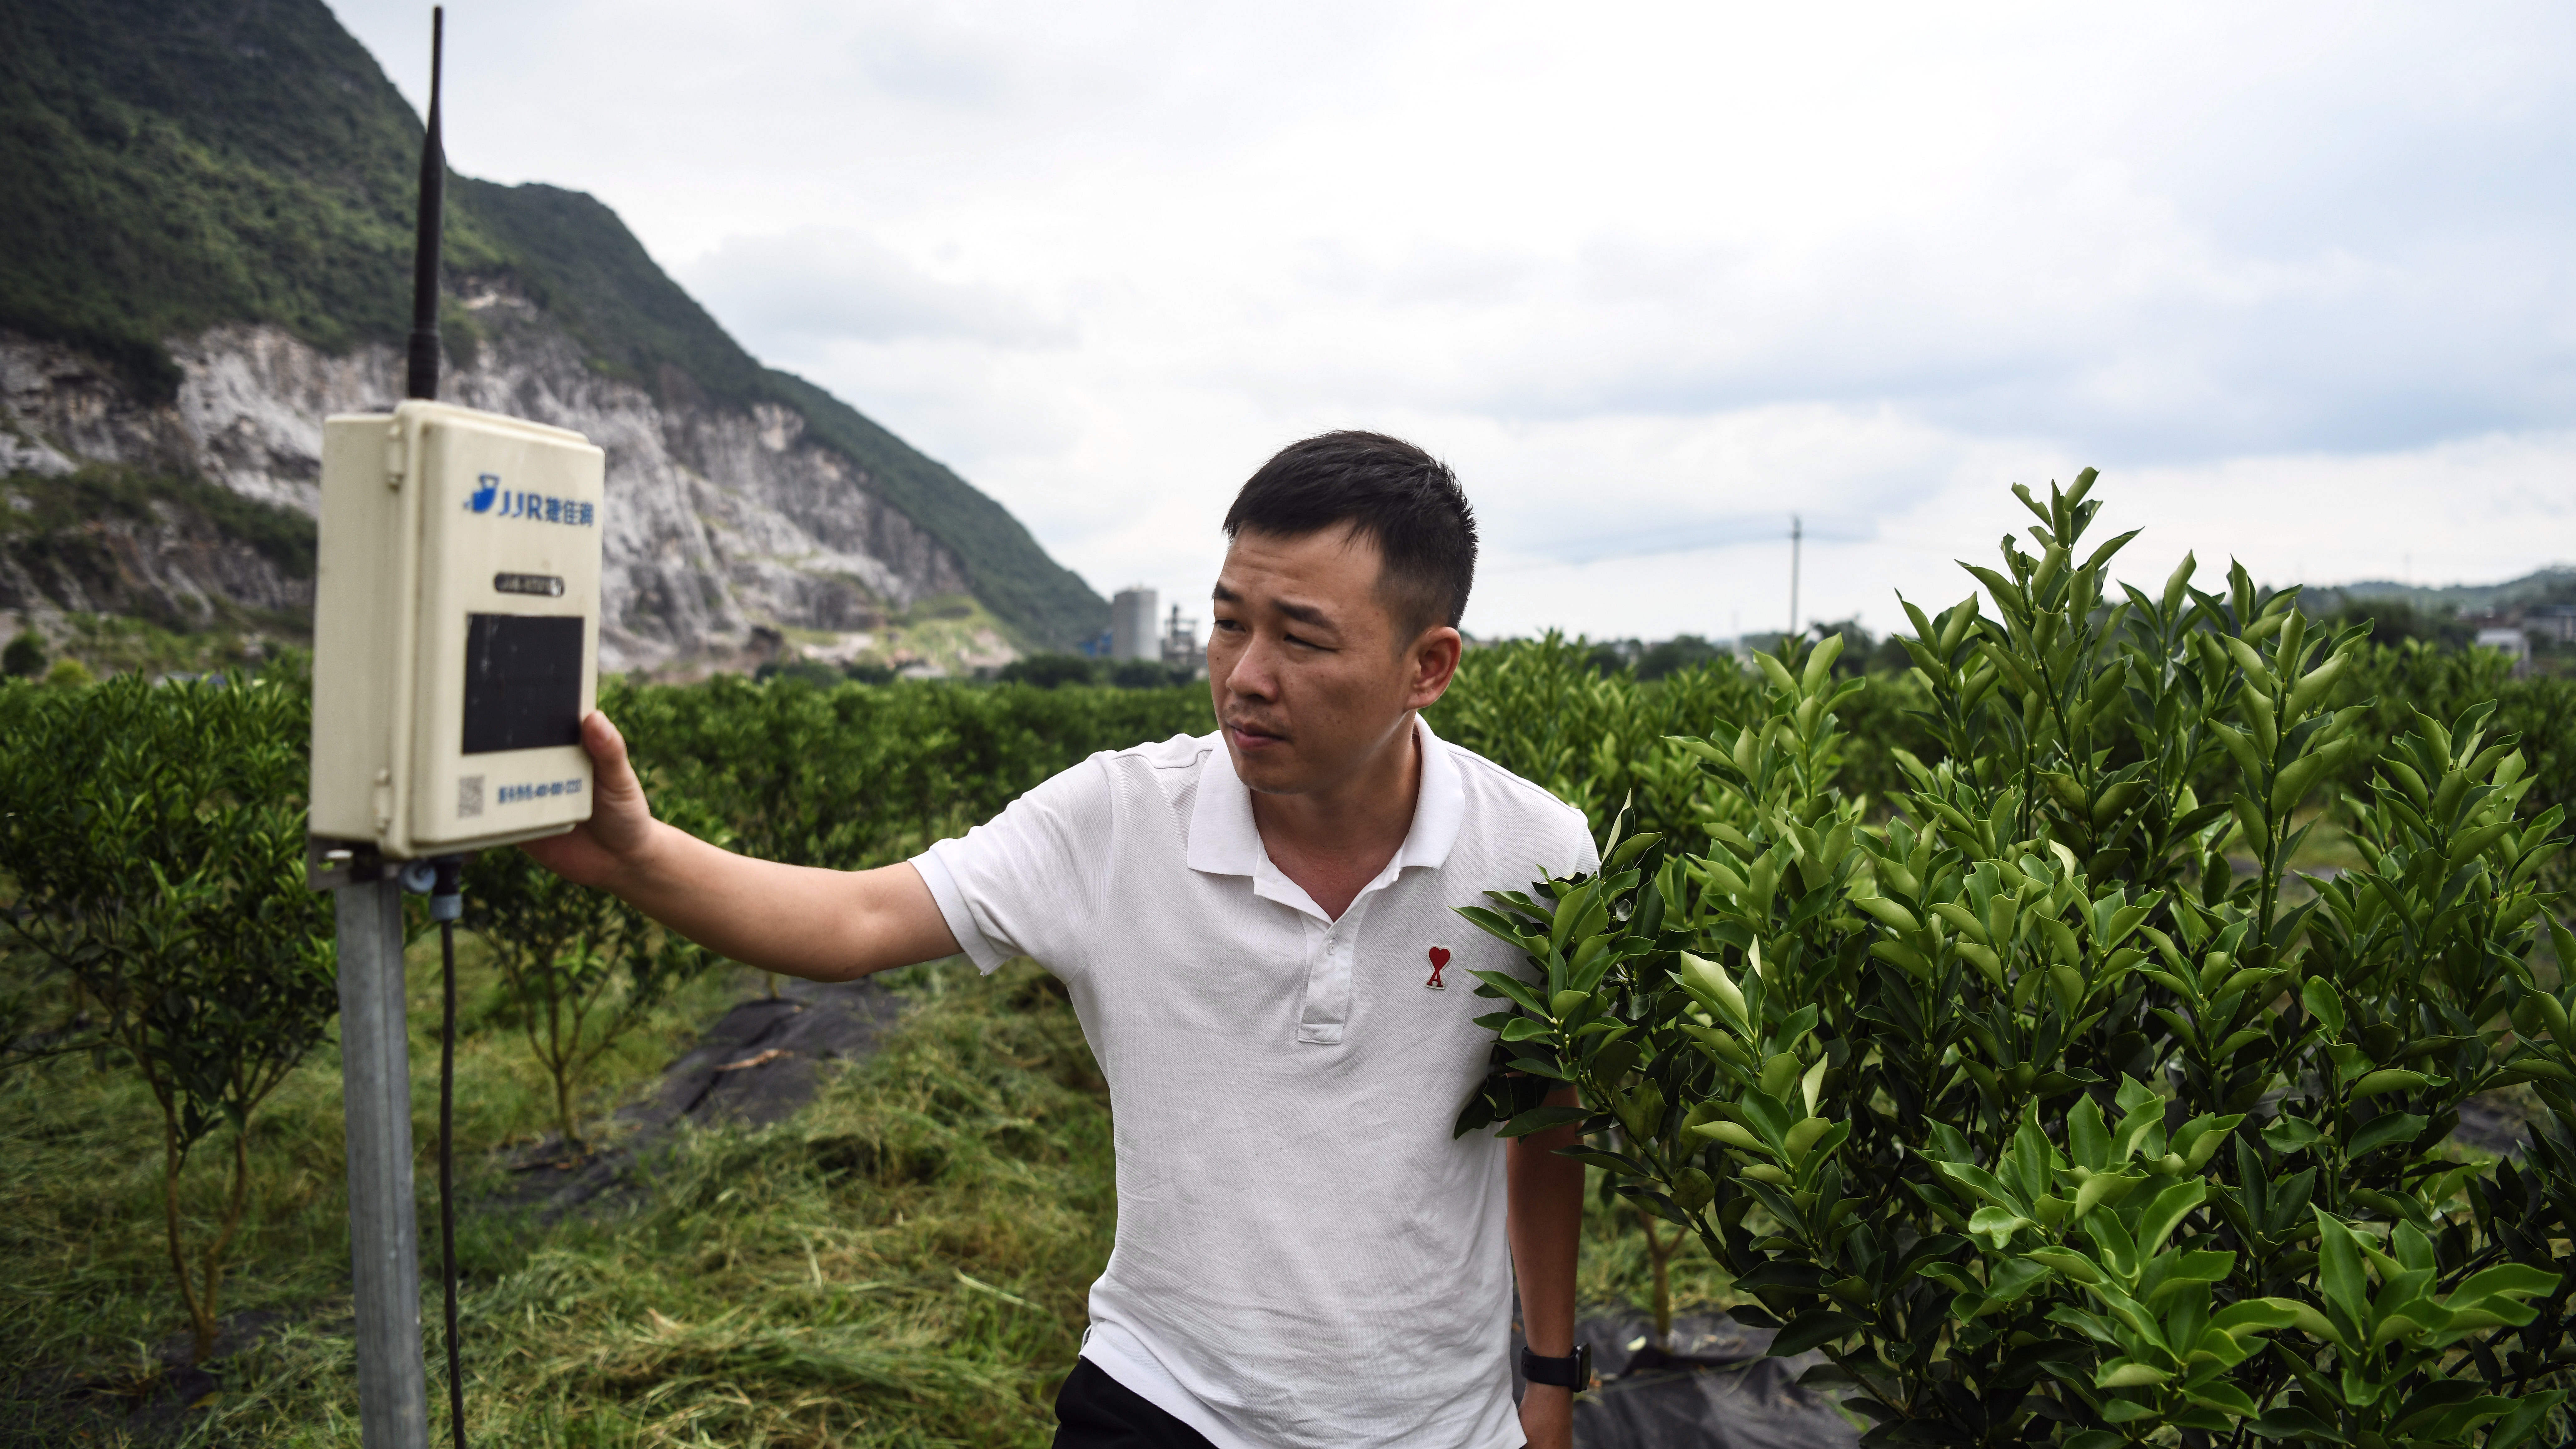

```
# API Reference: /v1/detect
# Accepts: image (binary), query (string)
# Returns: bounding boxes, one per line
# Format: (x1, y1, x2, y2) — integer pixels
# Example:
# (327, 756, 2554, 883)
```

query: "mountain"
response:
(0, 0, 1108, 669)
(2306, 568, 2576, 616)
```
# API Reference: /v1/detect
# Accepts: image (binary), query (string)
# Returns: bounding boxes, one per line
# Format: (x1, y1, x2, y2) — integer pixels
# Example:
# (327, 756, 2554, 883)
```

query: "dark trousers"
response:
(1053, 1359, 1219, 1449)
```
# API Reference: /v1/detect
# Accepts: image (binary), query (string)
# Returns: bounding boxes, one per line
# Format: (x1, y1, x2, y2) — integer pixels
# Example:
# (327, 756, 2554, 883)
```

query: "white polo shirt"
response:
(913, 716, 1595, 1449)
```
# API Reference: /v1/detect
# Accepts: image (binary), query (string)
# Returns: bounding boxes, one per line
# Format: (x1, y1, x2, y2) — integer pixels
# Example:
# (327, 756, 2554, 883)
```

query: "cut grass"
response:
(1, 934, 1114, 1447)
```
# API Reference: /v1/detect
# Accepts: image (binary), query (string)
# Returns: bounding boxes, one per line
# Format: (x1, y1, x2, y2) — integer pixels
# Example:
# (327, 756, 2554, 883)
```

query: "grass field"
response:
(3, 934, 1114, 1446)
(2, 929, 1704, 1447)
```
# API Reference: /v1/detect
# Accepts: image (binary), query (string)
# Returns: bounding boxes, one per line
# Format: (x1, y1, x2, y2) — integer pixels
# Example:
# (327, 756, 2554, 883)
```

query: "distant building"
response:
(2531, 605, 2576, 644)
(1161, 603, 1205, 677)
(1111, 587, 1159, 661)
(2475, 627, 2533, 679)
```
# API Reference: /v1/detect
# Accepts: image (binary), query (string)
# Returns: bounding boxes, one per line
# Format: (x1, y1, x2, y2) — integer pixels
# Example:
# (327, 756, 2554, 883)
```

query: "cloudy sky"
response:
(333, 1, 2576, 642)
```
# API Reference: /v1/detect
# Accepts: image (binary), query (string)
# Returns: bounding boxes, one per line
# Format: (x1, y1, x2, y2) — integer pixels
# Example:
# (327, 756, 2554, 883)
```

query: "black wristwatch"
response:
(1518, 1343, 1593, 1391)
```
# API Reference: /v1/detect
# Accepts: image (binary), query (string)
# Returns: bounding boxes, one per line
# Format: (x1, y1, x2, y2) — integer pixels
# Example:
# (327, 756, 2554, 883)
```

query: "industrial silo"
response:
(1111, 587, 1160, 661)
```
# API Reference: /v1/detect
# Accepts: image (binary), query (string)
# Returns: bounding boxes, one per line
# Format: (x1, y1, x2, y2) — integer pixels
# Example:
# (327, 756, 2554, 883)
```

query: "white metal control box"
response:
(310, 400, 606, 859)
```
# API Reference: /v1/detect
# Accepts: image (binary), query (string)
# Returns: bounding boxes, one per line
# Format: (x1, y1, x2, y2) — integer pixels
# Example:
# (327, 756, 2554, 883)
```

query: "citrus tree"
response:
(1459, 471, 2573, 1447)
(0, 671, 333, 1364)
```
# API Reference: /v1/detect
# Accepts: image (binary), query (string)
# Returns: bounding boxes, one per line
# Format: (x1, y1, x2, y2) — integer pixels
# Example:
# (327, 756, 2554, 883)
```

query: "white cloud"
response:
(328, 0, 2576, 639)
(682, 230, 1069, 347)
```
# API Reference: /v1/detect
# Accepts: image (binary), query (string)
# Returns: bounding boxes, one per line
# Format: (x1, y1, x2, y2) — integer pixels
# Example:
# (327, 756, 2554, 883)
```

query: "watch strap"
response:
(1518, 1342, 1592, 1390)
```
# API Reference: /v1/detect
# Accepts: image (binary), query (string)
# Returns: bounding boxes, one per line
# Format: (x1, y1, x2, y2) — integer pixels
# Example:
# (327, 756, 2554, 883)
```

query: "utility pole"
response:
(1788, 514, 1802, 642)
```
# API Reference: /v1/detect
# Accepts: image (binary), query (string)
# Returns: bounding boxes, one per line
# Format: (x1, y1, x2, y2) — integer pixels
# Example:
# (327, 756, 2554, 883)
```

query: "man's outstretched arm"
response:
(519, 711, 961, 980)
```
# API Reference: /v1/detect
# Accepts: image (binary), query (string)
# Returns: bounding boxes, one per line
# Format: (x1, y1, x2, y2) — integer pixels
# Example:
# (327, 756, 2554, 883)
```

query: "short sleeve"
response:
(913, 754, 1114, 976)
(1569, 808, 1603, 876)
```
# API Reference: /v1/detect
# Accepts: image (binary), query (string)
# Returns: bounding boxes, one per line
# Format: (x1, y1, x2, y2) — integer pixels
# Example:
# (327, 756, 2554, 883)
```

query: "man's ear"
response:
(1407, 625, 1464, 711)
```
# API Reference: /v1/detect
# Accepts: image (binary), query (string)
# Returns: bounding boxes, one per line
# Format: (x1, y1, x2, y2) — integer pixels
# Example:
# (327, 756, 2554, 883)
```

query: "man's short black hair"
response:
(1222, 431, 1477, 641)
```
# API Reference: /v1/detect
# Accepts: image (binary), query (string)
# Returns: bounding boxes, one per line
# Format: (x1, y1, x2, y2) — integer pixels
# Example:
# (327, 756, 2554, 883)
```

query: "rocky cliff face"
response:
(1, 285, 1009, 674)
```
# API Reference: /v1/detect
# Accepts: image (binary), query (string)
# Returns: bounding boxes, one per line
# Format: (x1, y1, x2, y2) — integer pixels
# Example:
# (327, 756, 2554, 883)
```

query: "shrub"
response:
(1639, 634, 1728, 681)
(464, 843, 718, 1153)
(997, 653, 1100, 689)
(624, 675, 1210, 874)
(1107, 658, 1186, 689)
(2, 630, 43, 679)
(1431, 632, 1767, 842)
(1459, 471, 2573, 1447)
(752, 657, 849, 687)
(0, 672, 333, 1363)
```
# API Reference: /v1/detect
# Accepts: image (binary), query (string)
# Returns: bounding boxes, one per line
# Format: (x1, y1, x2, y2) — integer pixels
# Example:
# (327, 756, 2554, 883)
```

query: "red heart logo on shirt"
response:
(1429, 947, 1451, 969)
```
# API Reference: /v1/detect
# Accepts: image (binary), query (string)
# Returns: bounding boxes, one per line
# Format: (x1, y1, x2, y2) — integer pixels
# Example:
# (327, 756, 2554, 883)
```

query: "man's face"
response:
(1208, 525, 1460, 797)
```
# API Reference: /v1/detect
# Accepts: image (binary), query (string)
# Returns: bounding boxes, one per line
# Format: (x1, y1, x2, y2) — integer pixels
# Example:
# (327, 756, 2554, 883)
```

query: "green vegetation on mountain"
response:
(0, 0, 498, 394)
(2, 464, 316, 581)
(0, 0, 1107, 649)
(2312, 566, 2576, 617)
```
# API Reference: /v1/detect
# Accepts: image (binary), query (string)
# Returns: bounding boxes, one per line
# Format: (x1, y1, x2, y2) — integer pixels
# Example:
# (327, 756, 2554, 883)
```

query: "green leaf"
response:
(2302, 978, 2346, 1036)
(2486, 1388, 2570, 1449)
(2448, 1262, 2566, 1305)
(2249, 1407, 2346, 1442)
(1967, 1205, 2034, 1249)
(1850, 896, 1922, 934)
(2134, 1179, 2207, 1256)
(1769, 1310, 1865, 1356)
(1801, 634, 1844, 692)
(2074, 1170, 2143, 1221)
(1736, 1260, 1831, 1292)
(2261, 1114, 2322, 1153)
(2208, 1299, 2301, 1335)
(1468, 969, 1547, 1016)
(2024, 1249, 2103, 1284)
(1603, 830, 1664, 876)
(2096, 1359, 2172, 1389)
(2067, 1094, 2111, 1169)
(2315, 1210, 2369, 1326)
(1498, 1017, 1550, 1043)
(1496, 1105, 1590, 1138)
(2347, 1113, 2427, 1159)
(2348, 1068, 2434, 1100)
(2190, 1381, 2261, 1416)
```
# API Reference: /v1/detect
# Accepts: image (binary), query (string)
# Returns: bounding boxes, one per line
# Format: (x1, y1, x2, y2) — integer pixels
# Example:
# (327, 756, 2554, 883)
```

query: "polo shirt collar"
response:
(1187, 714, 1464, 889)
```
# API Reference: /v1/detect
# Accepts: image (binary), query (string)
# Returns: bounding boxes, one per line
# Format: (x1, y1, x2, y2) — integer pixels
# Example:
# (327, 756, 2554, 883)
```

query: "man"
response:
(526, 431, 1593, 1448)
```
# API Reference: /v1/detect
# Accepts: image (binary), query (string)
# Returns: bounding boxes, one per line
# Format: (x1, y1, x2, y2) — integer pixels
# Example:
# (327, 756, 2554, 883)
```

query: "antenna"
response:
(406, 7, 446, 402)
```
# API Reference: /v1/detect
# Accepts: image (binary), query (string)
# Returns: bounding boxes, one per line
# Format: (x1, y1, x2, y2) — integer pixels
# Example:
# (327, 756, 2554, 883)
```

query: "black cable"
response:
(434, 858, 466, 1449)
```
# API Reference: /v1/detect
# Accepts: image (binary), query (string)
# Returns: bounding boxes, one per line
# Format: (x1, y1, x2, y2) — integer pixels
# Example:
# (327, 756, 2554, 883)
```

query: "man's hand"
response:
(1519, 1382, 1572, 1449)
(520, 711, 662, 890)
(514, 709, 961, 981)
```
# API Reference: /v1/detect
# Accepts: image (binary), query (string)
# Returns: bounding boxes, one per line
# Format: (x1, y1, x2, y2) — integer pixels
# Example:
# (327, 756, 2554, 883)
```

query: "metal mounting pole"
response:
(336, 872, 430, 1449)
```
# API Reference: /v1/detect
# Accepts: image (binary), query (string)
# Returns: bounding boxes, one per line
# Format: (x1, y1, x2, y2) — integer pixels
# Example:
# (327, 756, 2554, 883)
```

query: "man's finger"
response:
(581, 711, 643, 795)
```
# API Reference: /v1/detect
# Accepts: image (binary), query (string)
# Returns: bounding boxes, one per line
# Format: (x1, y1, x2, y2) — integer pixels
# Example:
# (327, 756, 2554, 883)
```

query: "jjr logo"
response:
(497, 777, 584, 806)
(1425, 946, 1450, 990)
(467, 473, 594, 526)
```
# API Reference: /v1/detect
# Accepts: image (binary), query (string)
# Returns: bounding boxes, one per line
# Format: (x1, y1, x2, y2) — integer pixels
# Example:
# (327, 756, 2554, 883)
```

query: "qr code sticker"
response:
(458, 775, 484, 818)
